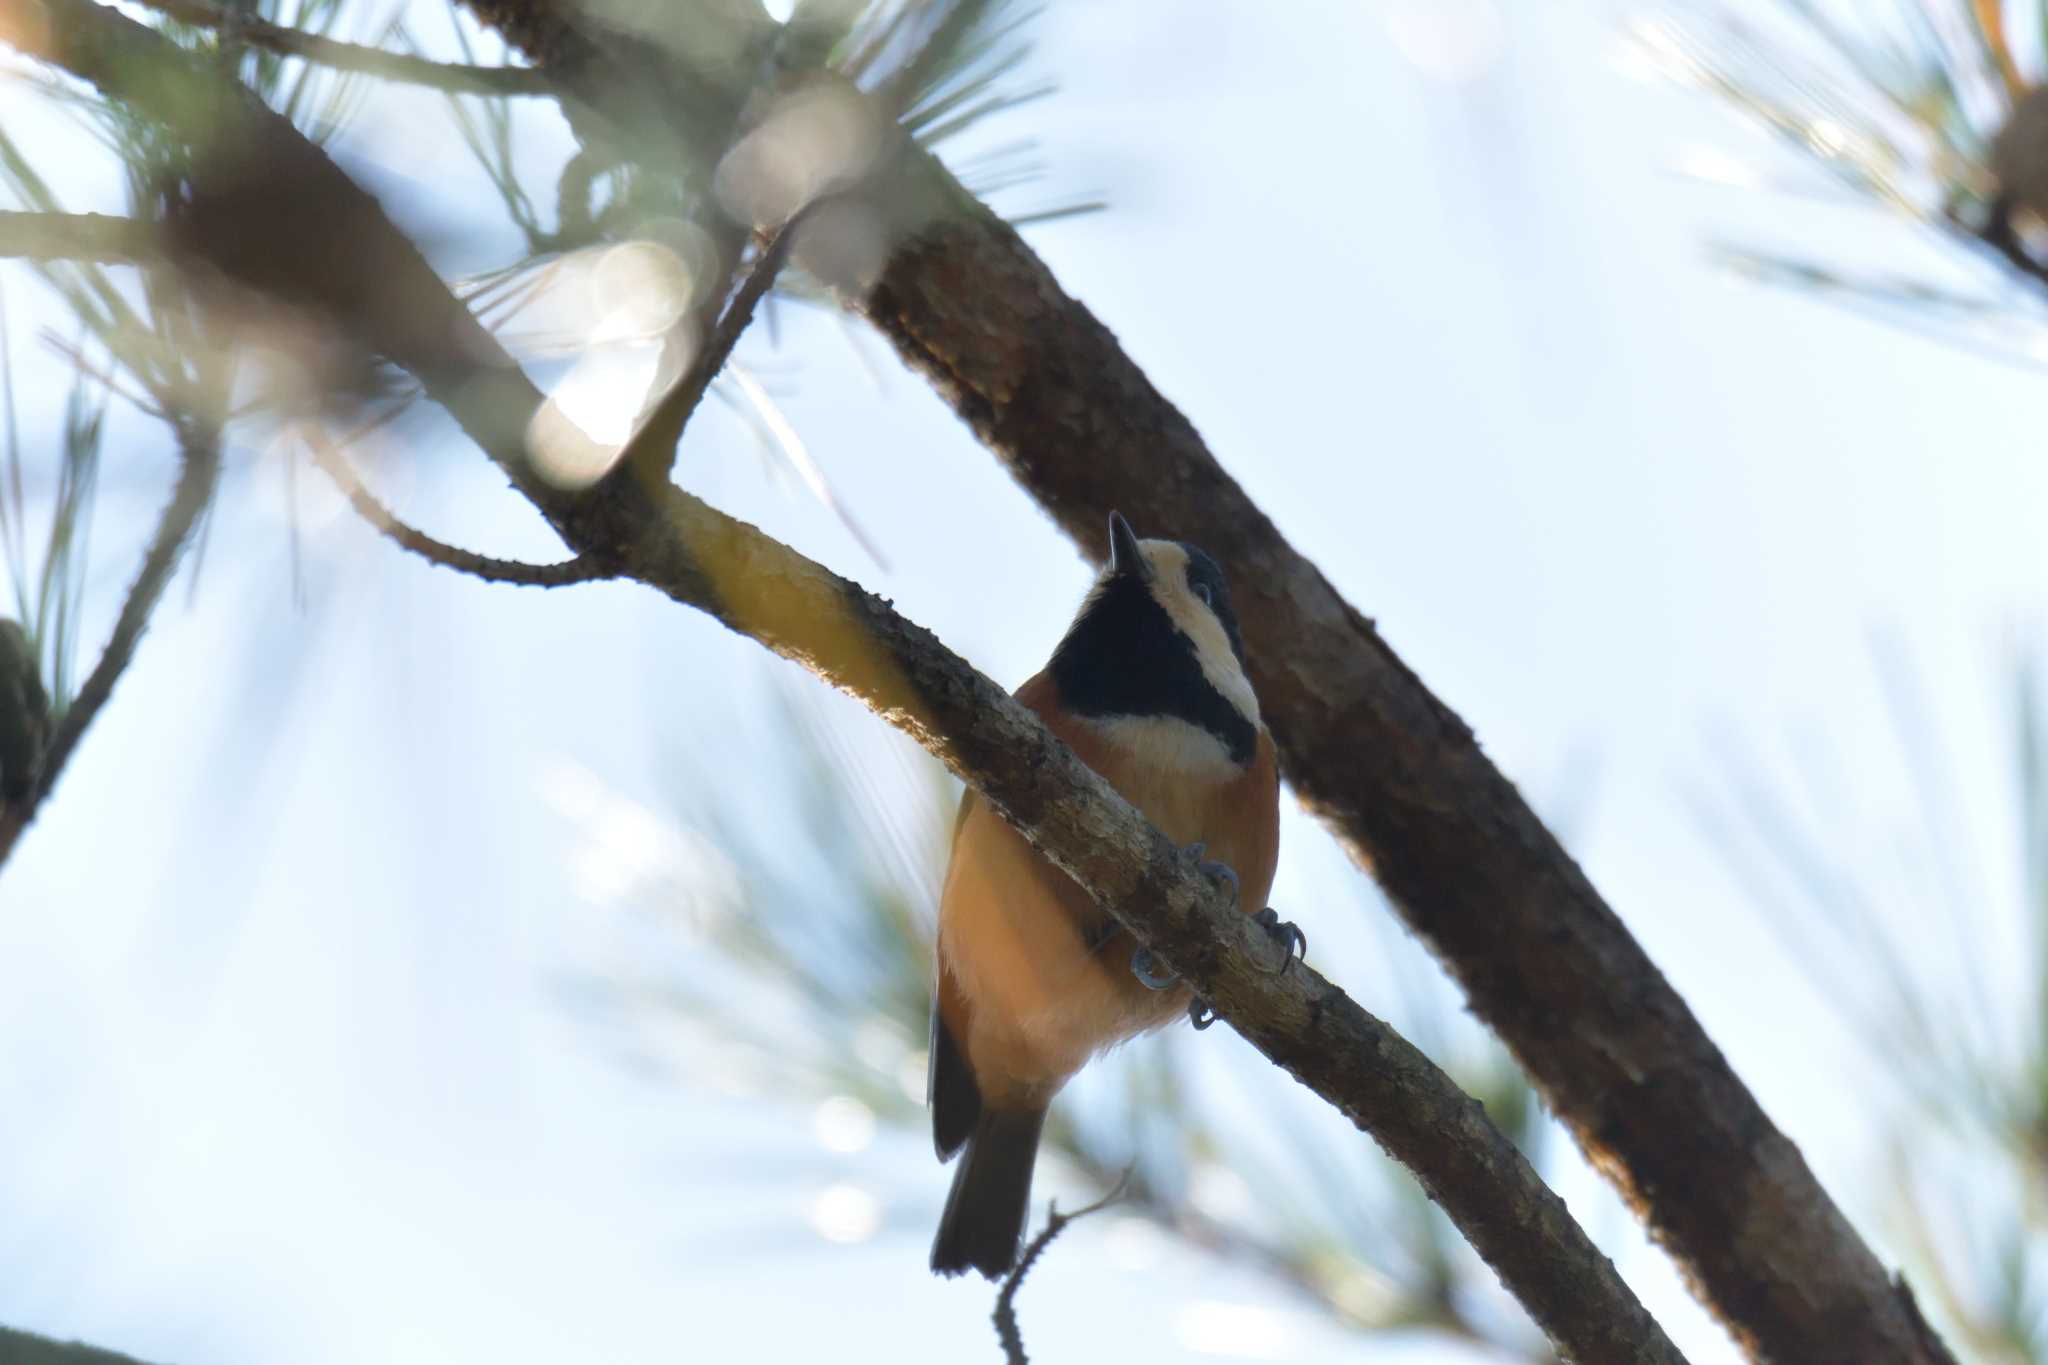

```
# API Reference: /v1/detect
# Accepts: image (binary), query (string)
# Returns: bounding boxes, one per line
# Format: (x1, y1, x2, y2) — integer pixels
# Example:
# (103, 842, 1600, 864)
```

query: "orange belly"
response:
(933, 673, 1279, 1109)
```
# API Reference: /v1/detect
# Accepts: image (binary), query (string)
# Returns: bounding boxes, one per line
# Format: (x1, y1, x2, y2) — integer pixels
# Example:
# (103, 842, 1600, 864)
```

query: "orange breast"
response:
(934, 670, 1279, 1107)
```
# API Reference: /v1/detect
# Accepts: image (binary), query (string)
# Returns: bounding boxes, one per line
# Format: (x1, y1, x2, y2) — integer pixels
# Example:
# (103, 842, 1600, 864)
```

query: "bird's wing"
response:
(1235, 727, 1283, 914)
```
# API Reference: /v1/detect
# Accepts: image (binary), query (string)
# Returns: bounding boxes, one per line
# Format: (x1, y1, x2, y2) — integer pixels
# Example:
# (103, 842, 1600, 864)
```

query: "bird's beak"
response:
(1108, 510, 1145, 577)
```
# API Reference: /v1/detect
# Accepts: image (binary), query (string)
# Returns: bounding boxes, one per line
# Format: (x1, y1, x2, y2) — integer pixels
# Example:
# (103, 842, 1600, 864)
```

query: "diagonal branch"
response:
(0, 211, 158, 263)
(0, 414, 220, 862)
(129, 0, 552, 95)
(853, 129, 1958, 1365)
(556, 477, 1697, 1365)
(611, 213, 803, 480)
(1, 6, 1690, 1361)
(307, 432, 615, 588)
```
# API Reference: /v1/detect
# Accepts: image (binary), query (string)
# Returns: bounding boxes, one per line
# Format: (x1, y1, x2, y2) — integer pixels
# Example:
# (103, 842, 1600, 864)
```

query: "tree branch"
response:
(574, 468, 1695, 1365)
(0, 1322, 161, 1364)
(444, 2, 1947, 1349)
(0, 414, 220, 862)
(0, 211, 157, 263)
(611, 210, 801, 480)
(306, 432, 616, 587)
(129, 0, 552, 95)
(1, 6, 1691, 1360)
(992, 1173, 1130, 1365)
(850, 135, 1957, 1365)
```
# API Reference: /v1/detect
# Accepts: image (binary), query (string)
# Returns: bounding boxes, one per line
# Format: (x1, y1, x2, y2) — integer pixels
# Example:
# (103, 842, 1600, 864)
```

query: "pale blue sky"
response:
(2, 2, 2043, 1362)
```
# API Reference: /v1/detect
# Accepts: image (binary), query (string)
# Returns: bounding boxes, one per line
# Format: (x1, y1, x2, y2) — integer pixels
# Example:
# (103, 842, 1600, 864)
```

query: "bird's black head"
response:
(1048, 511, 1257, 766)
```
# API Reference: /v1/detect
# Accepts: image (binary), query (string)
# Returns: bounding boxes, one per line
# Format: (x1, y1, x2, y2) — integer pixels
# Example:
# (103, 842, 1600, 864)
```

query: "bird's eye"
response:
(1192, 582, 1214, 607)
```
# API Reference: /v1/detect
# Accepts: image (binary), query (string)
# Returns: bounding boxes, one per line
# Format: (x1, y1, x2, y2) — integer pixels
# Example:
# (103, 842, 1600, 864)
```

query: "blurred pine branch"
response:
(1695, 636, 2048, 1361)
(1641, 0, 2048, 354)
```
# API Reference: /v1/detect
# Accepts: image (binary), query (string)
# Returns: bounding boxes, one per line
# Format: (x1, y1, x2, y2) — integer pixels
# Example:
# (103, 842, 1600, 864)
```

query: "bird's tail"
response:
(929, 1106, 1047, 1279)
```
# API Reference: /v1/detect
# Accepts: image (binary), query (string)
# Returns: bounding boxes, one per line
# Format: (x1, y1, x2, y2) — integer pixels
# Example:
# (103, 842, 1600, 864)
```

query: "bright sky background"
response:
(3, 1, 2044, 1362)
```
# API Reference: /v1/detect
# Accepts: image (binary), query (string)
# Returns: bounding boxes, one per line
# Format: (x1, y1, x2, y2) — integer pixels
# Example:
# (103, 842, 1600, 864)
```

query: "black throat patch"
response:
(1048, 569, 1255, 766)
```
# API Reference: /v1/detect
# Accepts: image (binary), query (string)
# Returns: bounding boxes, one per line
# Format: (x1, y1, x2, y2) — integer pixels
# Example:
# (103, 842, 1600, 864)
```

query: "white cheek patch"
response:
(1086, 713, 1243, 781)
(1138, 542, 1260, 727)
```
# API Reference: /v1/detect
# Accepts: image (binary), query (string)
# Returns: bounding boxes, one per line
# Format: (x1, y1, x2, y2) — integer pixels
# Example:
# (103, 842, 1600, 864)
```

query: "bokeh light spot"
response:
(811, 1094, 876, 1154)
(809, 1183, 881, 1244)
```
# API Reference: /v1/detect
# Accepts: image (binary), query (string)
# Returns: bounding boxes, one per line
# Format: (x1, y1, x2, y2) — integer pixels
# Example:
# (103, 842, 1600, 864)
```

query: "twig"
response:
(0, 211, 157, 263)
(306, 431, 614, 588)
(610, 213, 805, 480)
(0, 415, 220, 862)
(128, 0, 551, 95)
(992, 1172, 1130, 1365)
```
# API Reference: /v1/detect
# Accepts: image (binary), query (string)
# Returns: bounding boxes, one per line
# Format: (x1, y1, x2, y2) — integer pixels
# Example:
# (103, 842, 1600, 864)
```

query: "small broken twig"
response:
(992, 1171, 1131, 1365)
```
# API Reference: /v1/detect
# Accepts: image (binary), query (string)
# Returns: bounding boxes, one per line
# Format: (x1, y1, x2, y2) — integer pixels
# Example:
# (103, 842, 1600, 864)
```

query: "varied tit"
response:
(928, 511, 1301, 1279)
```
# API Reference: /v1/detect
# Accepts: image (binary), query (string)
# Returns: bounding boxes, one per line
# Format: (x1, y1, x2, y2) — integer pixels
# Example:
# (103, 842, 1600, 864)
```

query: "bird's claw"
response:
(1188, 997, 1217, 1030)
(1252, 906, 1307, 970)
(1131, 844, 1240, 990)
(1130, 945, 1178, 990)
(1131, 850, 1280, 994)
(1186, 842, 1240, 908)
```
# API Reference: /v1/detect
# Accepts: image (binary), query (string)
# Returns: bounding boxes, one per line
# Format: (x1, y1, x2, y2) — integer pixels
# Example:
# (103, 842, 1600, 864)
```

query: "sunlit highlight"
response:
(587, 241, 697, 342)
(811, 1095, 876, 1153)
(810, 1183, 882, 1244)
(715, 81, 882, 228)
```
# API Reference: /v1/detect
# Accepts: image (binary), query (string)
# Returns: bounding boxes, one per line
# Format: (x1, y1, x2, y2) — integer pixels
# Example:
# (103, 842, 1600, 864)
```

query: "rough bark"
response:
(855, 145, 1956, 1365)
(1, 4, 1693, 1360)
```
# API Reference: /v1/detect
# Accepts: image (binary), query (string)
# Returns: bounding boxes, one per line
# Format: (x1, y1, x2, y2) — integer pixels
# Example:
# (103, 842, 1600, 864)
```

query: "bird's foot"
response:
(1181, 910, 1302, 1030)
(1130, 945, 1178, 990)
(1251, 906, 1308, 971)
(1129, 843, 1242, 990)
(1185, 842, 1240, 908)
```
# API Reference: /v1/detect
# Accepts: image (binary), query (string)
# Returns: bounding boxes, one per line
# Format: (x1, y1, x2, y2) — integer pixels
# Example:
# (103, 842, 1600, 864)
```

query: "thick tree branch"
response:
(1, 7, 1688, 1361)
(848, 141, 1956, 1365)
(566, 471, 1695, 1365)
(0, 211, 157, 263)
(130, 0, 551, 95)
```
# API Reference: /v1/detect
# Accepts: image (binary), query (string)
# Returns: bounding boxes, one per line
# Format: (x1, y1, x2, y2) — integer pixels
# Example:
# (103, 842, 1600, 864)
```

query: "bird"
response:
(927, 509, 1298, 1280)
